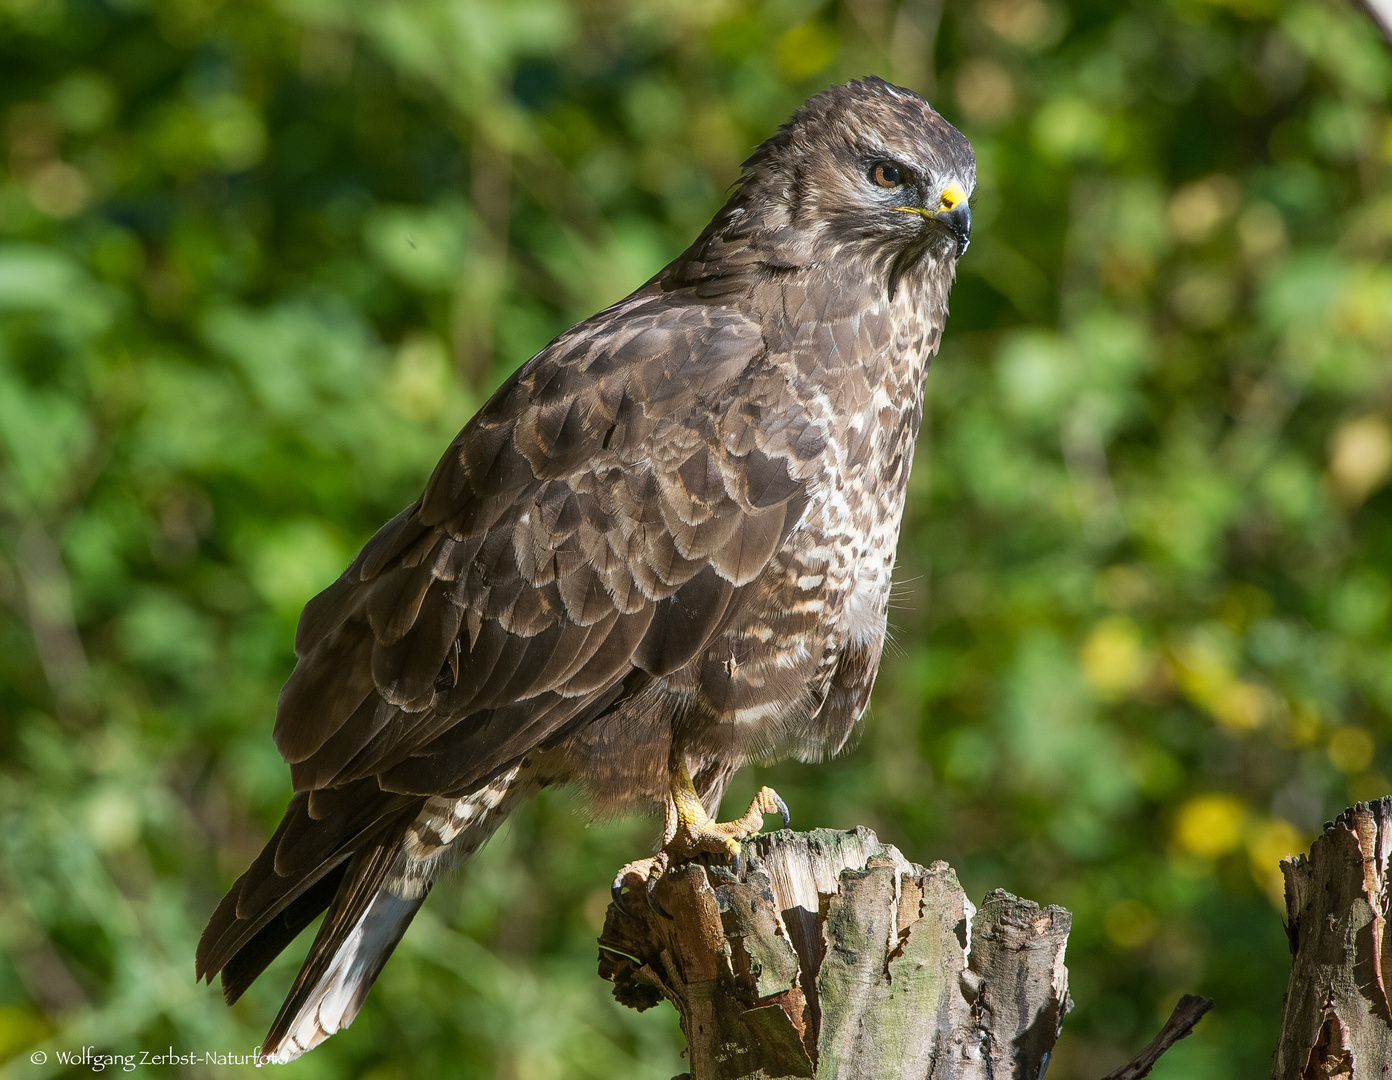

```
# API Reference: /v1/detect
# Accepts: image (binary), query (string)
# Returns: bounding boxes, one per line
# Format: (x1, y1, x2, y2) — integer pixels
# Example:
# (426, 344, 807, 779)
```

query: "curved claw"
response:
(611, 873, 633, 917)
(613, 855, 672, 919)
(732, 848, 743, 879)
(773, 792, 790, 829)
(646, 876, 674, 920)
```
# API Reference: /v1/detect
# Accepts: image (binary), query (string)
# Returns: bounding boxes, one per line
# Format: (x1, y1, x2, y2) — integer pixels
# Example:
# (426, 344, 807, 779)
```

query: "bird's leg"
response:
(665, 763, 790, 875)
(611, 764, 790, 914)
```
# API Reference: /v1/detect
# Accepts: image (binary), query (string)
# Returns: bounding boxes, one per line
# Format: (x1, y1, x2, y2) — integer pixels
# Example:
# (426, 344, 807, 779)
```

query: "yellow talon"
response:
(612, 765, 792, 915)
(663, 763, 790, 866)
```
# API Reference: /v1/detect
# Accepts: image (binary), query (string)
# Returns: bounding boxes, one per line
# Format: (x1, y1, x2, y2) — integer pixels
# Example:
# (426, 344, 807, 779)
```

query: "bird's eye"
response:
(869, 162, 904, 189)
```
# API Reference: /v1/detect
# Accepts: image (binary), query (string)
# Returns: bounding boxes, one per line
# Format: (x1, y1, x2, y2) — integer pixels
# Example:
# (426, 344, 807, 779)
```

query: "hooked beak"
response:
(941, 202, 971, 257)
(897, 183, 972, 258)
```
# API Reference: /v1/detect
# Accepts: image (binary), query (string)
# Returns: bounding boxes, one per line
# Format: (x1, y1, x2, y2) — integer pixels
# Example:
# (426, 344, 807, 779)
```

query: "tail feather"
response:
(218, 864, 349, 1004)
(199, 768, 535, 1063)
(196, 782, 421, 992)
(266, 889, 425, 1062)
(196, 801, 354, 993)
(260, 843, 426, 1064)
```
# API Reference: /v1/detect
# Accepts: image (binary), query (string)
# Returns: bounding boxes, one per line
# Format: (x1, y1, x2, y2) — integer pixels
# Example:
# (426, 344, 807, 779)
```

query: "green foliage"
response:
(1, 0, 1390, 1076)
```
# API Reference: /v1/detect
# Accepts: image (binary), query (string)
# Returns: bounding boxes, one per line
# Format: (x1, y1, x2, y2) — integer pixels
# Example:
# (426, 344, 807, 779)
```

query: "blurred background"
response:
(2, 0, 1391, 1076)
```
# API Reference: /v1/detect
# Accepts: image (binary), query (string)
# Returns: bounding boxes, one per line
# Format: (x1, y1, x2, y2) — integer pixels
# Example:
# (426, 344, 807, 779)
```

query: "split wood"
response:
(598, 827, 1209, 1079)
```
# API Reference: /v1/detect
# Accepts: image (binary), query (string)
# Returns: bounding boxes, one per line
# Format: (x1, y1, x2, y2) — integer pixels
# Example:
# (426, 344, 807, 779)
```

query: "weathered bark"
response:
(597, 827, 1074, 1079)
(1275, 798, 1392, 1078)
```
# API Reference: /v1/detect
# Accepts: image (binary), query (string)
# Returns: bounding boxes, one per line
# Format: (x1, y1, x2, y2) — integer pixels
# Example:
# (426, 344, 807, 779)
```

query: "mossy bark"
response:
(597, 827, 1072, 1080)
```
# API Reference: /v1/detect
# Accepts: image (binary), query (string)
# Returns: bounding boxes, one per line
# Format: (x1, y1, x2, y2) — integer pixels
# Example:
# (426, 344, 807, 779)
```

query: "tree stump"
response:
(597, 827, 1073, 1079)
(1275, 798, 1392, 1077)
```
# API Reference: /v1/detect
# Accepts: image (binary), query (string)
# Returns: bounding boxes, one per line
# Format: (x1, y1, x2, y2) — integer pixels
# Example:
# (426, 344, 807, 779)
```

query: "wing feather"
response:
(366, 560, 437, 646)
(522, 607, 619, 697)
(274, 293, 814, 802)
(275, 618, 376, 764)
(370, 587, 465, 709)
(635, 566, 737, 677)
(289, 694, 397, 792)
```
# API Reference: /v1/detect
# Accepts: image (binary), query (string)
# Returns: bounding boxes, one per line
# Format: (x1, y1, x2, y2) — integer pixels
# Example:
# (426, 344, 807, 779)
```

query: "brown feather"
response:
(200, 77, 977, 1064)
(289, 694, 398, 792)
(634, 566, 736, 676)
(356, 504, 428, 580)
(366, 557, 438, 646)
(370, 587, 465, 709)
(274, 621, 376, 764)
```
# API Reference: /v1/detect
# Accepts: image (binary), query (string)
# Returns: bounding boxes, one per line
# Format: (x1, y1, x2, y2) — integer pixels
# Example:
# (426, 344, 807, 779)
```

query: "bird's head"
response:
(736, 77, 976, 270)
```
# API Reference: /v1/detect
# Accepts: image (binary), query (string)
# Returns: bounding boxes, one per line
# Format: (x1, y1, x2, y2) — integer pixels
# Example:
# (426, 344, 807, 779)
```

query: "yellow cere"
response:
(937, 184, 967, 213)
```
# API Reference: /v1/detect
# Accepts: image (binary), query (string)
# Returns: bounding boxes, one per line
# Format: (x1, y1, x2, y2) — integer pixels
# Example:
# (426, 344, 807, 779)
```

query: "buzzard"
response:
(196, 76, 974, 1063)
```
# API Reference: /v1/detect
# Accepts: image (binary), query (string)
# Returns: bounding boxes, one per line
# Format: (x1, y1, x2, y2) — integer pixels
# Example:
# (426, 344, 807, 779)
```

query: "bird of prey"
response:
(196, 76, 974, 1063)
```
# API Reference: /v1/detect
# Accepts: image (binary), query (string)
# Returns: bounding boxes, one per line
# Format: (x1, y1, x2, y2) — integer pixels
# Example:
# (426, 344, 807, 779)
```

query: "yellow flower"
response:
(1329, 727, 1376, 773)
(1080, 617, 1149, 700)
(1104, 900, 1157, 948)
(1329, 416, 1392, 505)
(1212, 681, 1274, 731)
(1247, 818, 1304, 910)
(1173, 794, 1245, 858)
